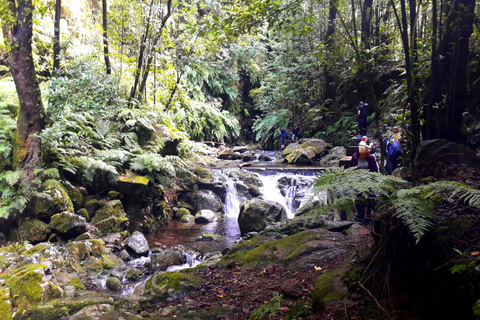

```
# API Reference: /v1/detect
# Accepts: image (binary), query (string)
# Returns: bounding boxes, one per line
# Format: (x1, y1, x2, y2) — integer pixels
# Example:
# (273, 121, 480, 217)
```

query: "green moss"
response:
(77, 208, 89, 221)
(34, 180, 74, 219)
(176, 207, 191, 219)
(118, 174, 149, 185)
(0, 287, 13, 320)
(14, 219, 51, 244)
(312, 269, 347, 312)
(45, 293, 113, 315)
(14, 305, 69, 320)
(83, 254, 121, 272)
(144, 271, 204, 303)
(5, 263, 47, 310)
(106, 277, 121, 290)
(67, 276, 85, 290)
(219, 230, 326, 267)
(93, 200, 129, 233)
(192, 168, 213, 182)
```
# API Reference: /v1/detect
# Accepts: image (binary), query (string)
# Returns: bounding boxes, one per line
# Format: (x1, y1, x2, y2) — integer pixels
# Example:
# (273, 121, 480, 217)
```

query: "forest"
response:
(0, 0, 480, 319)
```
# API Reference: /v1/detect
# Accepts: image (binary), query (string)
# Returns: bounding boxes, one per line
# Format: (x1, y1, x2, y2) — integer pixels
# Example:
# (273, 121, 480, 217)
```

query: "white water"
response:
(224, 179, 241, 217)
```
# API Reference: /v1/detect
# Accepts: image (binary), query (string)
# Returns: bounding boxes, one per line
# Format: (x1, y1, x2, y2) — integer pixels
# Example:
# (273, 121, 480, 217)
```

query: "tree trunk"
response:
(102, 0, 111, 75)
(424, 0, 475, 142)
(361, 0, 373, 49)
(53, 0, 61, 76)
(323, 0, 338, 100)
(4, 0, 46, 176)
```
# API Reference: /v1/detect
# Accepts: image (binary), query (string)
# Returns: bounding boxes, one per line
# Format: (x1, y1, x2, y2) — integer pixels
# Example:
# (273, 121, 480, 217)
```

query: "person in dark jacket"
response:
(278, 127, 288, 150)
(357, 101, 369, 137)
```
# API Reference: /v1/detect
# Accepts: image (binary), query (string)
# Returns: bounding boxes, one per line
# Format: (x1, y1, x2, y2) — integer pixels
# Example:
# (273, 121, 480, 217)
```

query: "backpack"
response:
(384, 138, 402, 158)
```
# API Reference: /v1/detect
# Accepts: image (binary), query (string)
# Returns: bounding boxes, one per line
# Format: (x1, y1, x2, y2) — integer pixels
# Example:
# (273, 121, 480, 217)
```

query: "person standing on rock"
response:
(292, 125, 300, 142)
(357, 101, 369, 137)
(278, 127, 288, 150)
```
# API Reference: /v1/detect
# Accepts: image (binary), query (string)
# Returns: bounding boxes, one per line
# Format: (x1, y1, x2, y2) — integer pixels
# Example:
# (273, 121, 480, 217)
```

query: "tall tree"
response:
(53, 0, 61, 76)
(361, 0, 373, 49)
(424, 0, 475, 142)
(1, 0, 46, 176)
(102, 0, 111, 74)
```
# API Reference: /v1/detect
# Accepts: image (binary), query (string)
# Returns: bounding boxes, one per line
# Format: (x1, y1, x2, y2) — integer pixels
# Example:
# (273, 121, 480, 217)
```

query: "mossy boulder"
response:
(49, 212, 87, 239)
(144, 271, 204, 303)
(107, 190, 124, 200)
(117, 171, 149, 195)
(83, 199, 104, 220)
(82, 254, 123, 272)
(34, 179, 74, 222)
(220, 229, 347, 269)
(195, 209, 219, 223)
(0, 287, 13, 320)
(147, 250, 185, 272)
(218, 149, 242, 160)
(106, 276, 122, 290)
(14, 305, 69, 320)
(180, 214, 195, 223)
(237, 198, 287, 235)
(64, 181, 85, 210)
(312, 269, 348, 313)
(44, 292, 114, 315)
(179, 190, 225, 215)
(125, 268, 143, 281)
(285, 146, 318, 165)
(192, 167, 214, 182)
(175, 207, 191, 220)
(12, 219, 51, 244)
(67, 239, 106, 262)
(93, 200, 129, 233)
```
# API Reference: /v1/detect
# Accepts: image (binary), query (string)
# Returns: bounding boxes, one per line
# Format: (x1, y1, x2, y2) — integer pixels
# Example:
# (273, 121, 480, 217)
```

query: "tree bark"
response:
(102, 0, 111, 74)
(4, 0, 46, 176)
(53, 0, 61, 76)
(361, 0, 373, 49)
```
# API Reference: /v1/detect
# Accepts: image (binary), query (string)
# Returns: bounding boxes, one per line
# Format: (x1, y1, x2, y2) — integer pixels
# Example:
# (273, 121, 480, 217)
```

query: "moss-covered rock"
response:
(192, 167, 214, 182)
(106, 276, 121, 290)
(93, 200, 129, 233)
(11, 219, 51, 244)
(45, 292, 114, 315)
(107, 190, 124, 200)
(175, 207, 191, 219)
(67, 239, 106, 262)
(312, 269, 347, 313)
(76, 208, 90, 221)
(83, 199, 105, 220)
(49, 212, 87, 239)
(180, 214, 195, 223)
(14, 305, 69, 320)
(34, 179, 74, 222)
(144, 271, 204, 303)
(0, 287, 13, 320)
(117, 171, 149, 195)
(4, 264, 48, 312)
(125, 268, 143, 281)
(238, 198, 287, 235)
(64, 181, 85, 210)
(82, 254, 122, 272)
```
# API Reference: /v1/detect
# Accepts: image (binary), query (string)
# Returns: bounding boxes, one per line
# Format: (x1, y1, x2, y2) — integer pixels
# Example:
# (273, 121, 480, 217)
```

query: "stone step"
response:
(339, 156, 352, 169)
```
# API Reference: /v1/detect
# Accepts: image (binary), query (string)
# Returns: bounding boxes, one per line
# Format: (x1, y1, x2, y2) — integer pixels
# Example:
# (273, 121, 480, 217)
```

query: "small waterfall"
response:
(225, 179, 240, 217)
(166, 251, 204, 272)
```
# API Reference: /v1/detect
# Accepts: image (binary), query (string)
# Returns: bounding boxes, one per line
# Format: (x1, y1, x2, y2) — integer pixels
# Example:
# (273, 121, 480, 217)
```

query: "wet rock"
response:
(143, 271, 204, 303)
(68, 304, 114, 319)
(67, 239, 106, 262)
(125, 231, 150, 257)
(192, 167, 214, 183)
(119, 249, 131, 261)
(179, 190, 225, 215)
(180, 214, 195, 223)
(49, 212, 87, 239)
(242, 153, 255, 162)
(195, 209, 219, 223)
(238, 198, 287, 235)
(125, 268, 143, 281)
(218, 149, 242, 160)
(312, 269, 348, 312)
(318, 146, 346, 167)
(283, 139, 326, 165)
(258, 154, 272, 161)
(175, 207, 191, 220)
(116, 171, 149, 196)
(147, 250, 185, 271)
(106, 276, 121, 290)
(83, 199, 104, 221)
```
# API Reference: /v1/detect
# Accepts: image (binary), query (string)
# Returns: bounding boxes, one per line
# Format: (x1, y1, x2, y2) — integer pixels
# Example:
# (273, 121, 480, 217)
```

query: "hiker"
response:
(292, 125, 300, 142)
(392, 126, 402, 143)
(357, 101, 369, 137)
(350, 145, 378, 219)
(278, 127, 288, 150)
(384, 137, 402, 174)
(359, 136, 374, 152)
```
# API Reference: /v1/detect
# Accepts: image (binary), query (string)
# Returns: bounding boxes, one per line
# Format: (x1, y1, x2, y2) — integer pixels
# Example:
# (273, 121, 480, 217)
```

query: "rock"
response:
(64, 181, 85, 210)
(232, 170, 263, 188)
(93, 200, 129, 233)
(238, 198, 287, 235)
(13, 219, 51, 244)
(125, 231, 150, 257)
(179, 190, 225, 215)
(192, 167, 214, 182)
(147, 250, 186, 271)
(218, 150, 243, 160)
(318, 146, 346, 167)
(242, 153, 256, 162)
(49, 212, 87, 239)
(67, 239, 106, 262)
(143, 271, 204, 303)
(125, 268, 143, 281)
(282, 139, 326, 165)
(116, 170, 149, 196)
(106, 190, 124, 200)
(180, 214, 195, 223)
(195, 209, 219, 223)
(258, 154, 272, 161)
(312, 269, 348, 312)
(83, 199, 104, 220)
(281, 278, 304, 298)
(175, 207, 191, 220)
(106, 277, 121, 290)
(34, 179, 74, 222)
(68, 304, 114, 319)
(76, 208, 89, 221)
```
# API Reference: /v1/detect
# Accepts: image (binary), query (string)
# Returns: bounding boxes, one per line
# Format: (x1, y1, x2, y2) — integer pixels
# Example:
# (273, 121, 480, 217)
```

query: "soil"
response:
(139, 223, 374, 320)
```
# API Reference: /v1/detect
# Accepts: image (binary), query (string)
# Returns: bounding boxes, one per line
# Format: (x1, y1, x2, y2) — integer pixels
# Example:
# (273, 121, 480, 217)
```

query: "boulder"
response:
(238, 199, 287, 235)
(49, 212, 87, 239)
(180, 214, 195, 223)
(147, 250, 185, 271)
(283, 139, 326, 165)
(195, 209, 219, 223)
(106, 277, 121, 291)
(64, 181, 85, 210)
(12, 219, 51, 244)
(175, 207, 191, 220)
(34, 179, 74, 222)
(125, 231, 150, 257)
(318, 146, 346, 167)
(93, 200, 129, 233)
(125, 268, 143, 281)
(258, 154, 272, 161)
(242, 153, 256, 162)
(179, 190, 225, 215)
(218, 149, 242, 160)
(143, 271, 204, 303)
(116, 170, 149, 196)
(312, 269, 348, 312)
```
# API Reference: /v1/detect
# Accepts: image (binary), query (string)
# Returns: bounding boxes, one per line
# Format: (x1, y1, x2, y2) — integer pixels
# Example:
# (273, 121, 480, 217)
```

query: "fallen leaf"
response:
(471, 251, 480, 256)
(314, 266, 322, 271)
